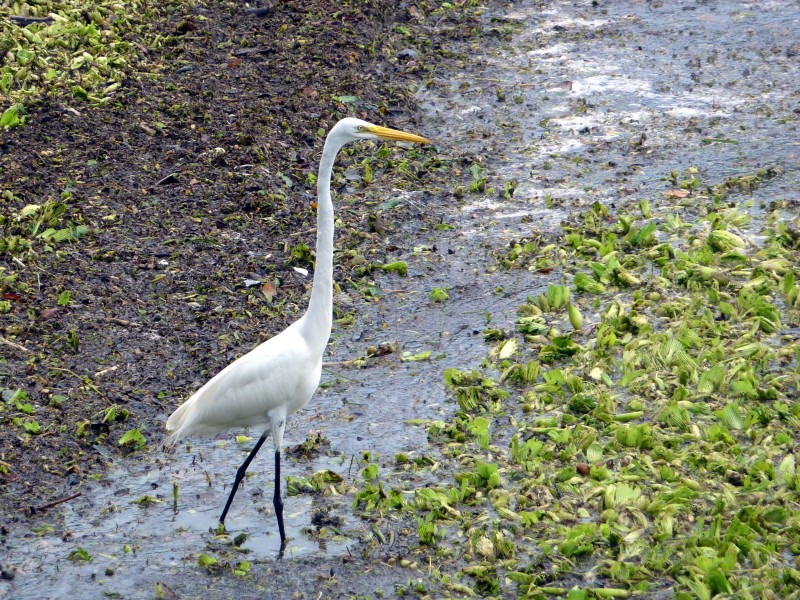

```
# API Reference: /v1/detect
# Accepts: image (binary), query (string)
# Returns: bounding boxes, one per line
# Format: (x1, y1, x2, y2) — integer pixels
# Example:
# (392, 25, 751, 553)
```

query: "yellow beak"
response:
(367, 125, 431, 145)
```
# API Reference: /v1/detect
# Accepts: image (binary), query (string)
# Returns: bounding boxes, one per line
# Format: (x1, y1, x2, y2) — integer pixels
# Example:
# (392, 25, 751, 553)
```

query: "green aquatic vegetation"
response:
(2, 0, 187, 117)
(118, 428, 146, 449)
(349, 172, 800, 597)
(429, 287, 449, 302)
(68, 547, 92, 562)
(443, 368, 510, 412)
(574, 272, 606, 294)
(0, 199, 90, 257)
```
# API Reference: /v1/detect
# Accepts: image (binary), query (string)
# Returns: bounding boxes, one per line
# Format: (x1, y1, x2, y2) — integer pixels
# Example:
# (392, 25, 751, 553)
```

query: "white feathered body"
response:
(165, 118, 429, 457)
(166, 317, 322, 442)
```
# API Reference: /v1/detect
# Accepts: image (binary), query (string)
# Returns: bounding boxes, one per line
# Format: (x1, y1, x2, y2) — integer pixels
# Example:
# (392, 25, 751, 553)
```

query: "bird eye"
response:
(357, 125, 366, 132)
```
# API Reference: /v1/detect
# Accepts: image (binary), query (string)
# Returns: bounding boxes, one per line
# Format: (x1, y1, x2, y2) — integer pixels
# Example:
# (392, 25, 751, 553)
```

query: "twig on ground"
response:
(30, 492, 82, 515)
(10, 15, 55, 25)
(0, 335, 31, 354)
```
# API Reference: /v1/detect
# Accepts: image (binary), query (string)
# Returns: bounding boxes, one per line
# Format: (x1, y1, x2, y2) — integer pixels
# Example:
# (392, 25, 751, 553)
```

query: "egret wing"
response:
(166, 327, 320, 440)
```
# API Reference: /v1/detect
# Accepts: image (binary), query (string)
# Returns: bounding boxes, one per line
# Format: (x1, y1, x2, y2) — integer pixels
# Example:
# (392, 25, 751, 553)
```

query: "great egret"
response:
(166, 117, 430, 547)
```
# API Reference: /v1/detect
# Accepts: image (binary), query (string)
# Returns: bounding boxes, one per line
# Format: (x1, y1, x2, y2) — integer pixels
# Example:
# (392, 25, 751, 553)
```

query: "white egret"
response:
(166, 117, 430, 547)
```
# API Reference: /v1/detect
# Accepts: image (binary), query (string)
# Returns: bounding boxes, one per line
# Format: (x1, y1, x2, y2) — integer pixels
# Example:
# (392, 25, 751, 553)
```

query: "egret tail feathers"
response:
(165, 399, 193, 446)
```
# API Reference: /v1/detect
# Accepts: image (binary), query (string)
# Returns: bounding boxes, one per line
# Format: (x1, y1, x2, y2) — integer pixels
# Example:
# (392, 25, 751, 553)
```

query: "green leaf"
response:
(620, 369, 646, 387)
(380, 261, 408, 276)
(778, 455, 796, 484)
(574, 272, 606, 294)
(0, 104, 26, 128)
(130, 495, 161, 506)
(613, 483, 642, 506)
(198, 554, 217, 567)
(286, 475, 314, 496)
(586, 443, 603, 463)
(233, 560, 251, 576)
(68, 547, 92, 562)
(705, 569, 732, 595)
(697, 365, 725, 394)
(332, 95, 359, 104)
(715, 403, 743, 430)
(429, 287, 448, 302)
(516, 316, 548, 334)
(498, 338, 517, 360)
(23, 420, 41, 434)
(118, 428, 146, 448)
(401, 350, 431, 362)
(362, 464, 378, 482)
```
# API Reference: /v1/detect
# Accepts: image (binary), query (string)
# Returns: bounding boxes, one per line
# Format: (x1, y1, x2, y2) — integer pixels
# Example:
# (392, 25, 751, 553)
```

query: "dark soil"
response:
(0, 0, 472, 523)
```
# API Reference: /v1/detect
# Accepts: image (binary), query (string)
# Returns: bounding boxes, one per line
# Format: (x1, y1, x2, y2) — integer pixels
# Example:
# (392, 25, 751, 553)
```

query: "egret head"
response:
(333, 117, 431, 145)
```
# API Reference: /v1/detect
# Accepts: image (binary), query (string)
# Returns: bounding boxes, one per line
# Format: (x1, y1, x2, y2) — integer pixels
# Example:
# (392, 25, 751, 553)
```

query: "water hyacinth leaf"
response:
(567, 394, 596, 414)
(380, 261, 408, 276)
(516, 316, 548, 334)
(707, 229, 745, 252)
(510, 435, 544, 463)
(619, 369, 646, 387)
(286, 476, 314, 496)
(467, 416, 491, 449)
(574, 272, 606, 294)
(586, 443, 603, 463)
(401, 350, 431, 362)
(762, 506, 790, 523)
(198, 554, 217, 567)
(475, 461, 500, 488)
(507, 571, 535, 585)
(566, 588, 588, 600)
(1, 104, 27, 128)
(613, 411, 643, 422)
(233, 560, 251, 576)
(544, 284, 570, 309)
(658, 404, 691, 430)
(362, 464, 379, 482)
(429, 287, 448, 302)
(501, 359, 540, 384)
(660, 338, 698, 371)
(626, 221, 657, 247)
(616, 424, 652, 449)
(639, 198, 652, 218)
(705, 569, 732, 595)
(697, 365, 725, 394)
(778, 455, 796, 484)
(782, 271, 795, 295)
(614, 483, 642, 506)
(539, 336, 581, 362)
(715, 403, 743, 430)
(498, 338, 517, 360)
(131, 495, 161, 506)
(68, 547, 92, 562)
(685, 576, 711, 600)
(565, 374, 583, 393)
(118, 428, 146, 448)
(568, 303, 583, 331)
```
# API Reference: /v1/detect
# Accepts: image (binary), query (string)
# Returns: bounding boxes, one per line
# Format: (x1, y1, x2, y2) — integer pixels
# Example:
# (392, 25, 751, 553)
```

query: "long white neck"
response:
(298, 134, 343, 354)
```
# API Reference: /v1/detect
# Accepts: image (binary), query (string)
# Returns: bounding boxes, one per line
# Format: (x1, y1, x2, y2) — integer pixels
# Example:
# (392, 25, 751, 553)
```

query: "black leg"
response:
(274, 450, 286, 546)
(219, 431, 268, 525)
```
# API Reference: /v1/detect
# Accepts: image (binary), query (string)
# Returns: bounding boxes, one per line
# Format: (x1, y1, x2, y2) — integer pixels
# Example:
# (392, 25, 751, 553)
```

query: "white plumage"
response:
(167, 320, 320, 439)
(166, 118, 430, 548)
